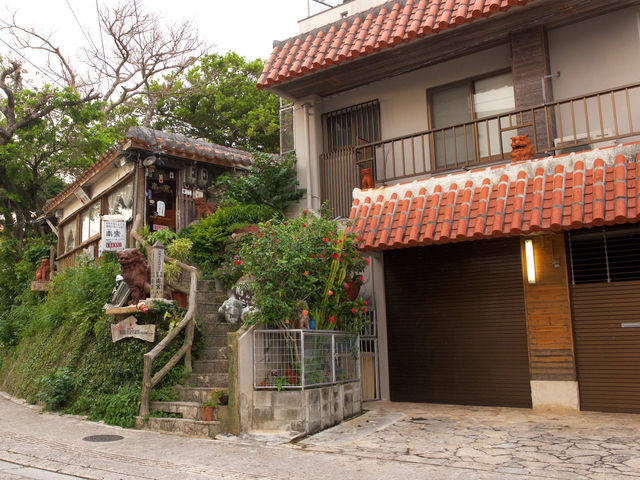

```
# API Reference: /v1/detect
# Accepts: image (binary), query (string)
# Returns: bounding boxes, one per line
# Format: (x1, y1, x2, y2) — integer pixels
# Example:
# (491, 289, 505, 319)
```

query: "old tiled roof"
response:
(348, 142, 640, 250)
(43, 127, 252, 213)
(258, 0, 535, 89)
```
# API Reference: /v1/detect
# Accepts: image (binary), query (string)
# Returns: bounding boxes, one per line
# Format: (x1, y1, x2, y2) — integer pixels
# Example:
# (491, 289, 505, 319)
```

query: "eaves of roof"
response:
(258, 0, 536, 90)
(348, 142, 640, 250)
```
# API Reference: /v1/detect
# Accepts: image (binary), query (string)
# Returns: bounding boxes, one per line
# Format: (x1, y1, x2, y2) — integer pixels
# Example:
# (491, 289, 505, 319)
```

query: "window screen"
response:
(568, 225, 640, 284)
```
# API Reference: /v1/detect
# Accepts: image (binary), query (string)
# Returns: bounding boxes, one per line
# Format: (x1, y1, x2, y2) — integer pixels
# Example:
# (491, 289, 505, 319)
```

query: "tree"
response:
(153, 53, 280, 153)
(0, 60, 98, 146)
(2, 2, 207, 128)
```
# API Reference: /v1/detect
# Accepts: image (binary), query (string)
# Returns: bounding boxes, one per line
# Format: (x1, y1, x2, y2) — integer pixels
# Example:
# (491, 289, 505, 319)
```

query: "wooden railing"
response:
(130, 219, 198, 417)
(321, 82, 640, 215)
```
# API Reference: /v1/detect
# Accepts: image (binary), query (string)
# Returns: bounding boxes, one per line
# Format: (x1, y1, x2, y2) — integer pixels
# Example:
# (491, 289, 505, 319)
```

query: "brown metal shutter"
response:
(569, 226, 640, 413)
(384, 238, 531, 408)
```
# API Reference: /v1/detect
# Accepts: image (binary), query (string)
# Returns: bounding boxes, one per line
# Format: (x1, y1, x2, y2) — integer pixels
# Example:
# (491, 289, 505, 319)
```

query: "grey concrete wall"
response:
(251, 383, 362, 434)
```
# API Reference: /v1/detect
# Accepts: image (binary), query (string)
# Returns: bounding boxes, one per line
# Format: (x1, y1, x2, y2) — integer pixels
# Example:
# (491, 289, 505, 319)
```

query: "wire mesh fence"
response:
(254, 330, 360, 390)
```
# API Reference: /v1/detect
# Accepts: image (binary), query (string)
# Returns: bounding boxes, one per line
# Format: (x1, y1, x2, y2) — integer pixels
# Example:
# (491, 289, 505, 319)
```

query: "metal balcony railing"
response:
(321, 82, 640, 218)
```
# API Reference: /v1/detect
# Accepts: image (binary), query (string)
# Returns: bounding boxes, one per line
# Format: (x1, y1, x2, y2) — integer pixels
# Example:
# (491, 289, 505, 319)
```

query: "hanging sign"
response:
(74, 187, 90, 204)
(111, 316, 155, 342)
(101, 215, 127, 252)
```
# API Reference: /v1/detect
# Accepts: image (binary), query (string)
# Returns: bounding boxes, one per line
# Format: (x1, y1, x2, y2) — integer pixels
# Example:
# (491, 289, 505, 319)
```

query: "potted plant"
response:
(201, 390, 227, 421)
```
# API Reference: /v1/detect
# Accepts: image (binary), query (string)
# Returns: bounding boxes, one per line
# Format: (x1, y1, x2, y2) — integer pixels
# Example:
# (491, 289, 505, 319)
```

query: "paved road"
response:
(1, 393, 640, 479)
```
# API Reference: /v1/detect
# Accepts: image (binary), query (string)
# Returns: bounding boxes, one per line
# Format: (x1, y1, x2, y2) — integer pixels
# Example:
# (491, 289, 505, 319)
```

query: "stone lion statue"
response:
(35, 258, 51, 281)
(115, 248, 150, 304)
(510, 134, 534, 162)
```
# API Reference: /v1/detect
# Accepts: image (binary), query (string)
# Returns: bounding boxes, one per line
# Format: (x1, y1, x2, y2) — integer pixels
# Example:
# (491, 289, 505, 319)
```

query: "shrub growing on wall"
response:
(238, 210, 369, 333)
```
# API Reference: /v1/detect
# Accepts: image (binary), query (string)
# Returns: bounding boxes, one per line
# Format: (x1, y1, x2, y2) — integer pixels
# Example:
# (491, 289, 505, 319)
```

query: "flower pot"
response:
(171, 291, 188, 308)
(201, 405, 215, 422)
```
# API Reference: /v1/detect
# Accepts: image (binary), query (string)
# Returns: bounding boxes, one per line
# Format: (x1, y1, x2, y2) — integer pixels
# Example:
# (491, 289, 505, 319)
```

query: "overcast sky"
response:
(1, 0, 330, 65)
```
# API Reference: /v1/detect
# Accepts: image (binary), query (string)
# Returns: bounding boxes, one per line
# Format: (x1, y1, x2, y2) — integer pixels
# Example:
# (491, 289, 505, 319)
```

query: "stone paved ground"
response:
(299, 401, 640, 479)
(2, 392, 640, 479)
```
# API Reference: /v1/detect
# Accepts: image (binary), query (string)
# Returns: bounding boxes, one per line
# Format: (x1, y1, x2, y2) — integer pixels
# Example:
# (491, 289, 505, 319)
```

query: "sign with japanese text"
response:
(150, 242, 165, 299)
(111, 316, 155, 342)
(101, 215, 127, 252)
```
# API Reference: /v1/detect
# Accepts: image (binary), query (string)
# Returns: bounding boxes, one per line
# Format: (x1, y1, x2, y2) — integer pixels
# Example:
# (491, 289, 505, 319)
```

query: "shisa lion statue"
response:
(510, 134, 535, 163)
(219, 276, 257, 323)
(218, 291, 244, 324)
(35, 258, 51, 281)
(116, 248, 150, 304)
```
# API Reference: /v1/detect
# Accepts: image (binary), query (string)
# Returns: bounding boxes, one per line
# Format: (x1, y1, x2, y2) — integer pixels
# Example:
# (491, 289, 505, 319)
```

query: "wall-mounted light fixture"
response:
(525, 238, 536, 284)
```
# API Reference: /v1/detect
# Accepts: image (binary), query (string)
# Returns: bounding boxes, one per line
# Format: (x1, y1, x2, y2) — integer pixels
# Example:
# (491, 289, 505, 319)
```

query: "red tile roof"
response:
(43, 127, 253, 213)
(258, 0, 535, 89)
(347, 143, 640, 250)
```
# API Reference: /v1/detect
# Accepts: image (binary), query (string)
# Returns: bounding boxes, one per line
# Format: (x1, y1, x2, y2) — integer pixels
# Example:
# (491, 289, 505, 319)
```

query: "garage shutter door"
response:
(384, 238, 531, 408)
(569, 226, 640, 413)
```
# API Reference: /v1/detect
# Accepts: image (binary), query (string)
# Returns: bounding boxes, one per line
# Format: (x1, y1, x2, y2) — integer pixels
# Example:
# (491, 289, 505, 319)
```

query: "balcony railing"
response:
(253, 329, 360, 390)
(321, 82, 640, 218)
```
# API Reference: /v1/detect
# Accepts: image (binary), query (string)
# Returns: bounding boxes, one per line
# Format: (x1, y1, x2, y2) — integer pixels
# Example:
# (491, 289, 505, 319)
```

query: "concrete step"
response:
(196, 291, 227, 305)
(198, 318, 240, 336)
(149, 401, 228, 422)
(136, 416, 220, 439)
(195, 304, 223, 316)
(197, 279, 217, 291)
(186, 372, 228, 388)
(198, 318, 237, 332)
(201, 334, 229, 348)
(176, 386, 227, 403)
(192, 359, 228, 374)
(197, 346, 228, 361)
(149, 401, 200, 419)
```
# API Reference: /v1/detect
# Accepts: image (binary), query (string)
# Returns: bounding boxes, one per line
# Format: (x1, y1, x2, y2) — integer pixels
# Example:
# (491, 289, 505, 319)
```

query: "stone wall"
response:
(251, 383, 362, 434)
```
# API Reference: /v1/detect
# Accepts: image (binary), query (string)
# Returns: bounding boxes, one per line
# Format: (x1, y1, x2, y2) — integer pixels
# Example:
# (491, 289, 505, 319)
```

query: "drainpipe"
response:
(303, 103, 314, 211)
(541, 72, 560, 105)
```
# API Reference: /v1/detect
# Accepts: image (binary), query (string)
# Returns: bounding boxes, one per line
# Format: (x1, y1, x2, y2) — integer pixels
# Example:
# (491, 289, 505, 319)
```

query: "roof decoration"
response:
(43, 127, 252, 213)
(258, 0, 535, 89)
(348, 142, 640, 250)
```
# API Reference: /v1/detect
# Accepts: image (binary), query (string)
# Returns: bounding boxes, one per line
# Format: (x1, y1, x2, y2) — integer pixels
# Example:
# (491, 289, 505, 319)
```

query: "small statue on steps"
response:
(218, 292, 243, 324)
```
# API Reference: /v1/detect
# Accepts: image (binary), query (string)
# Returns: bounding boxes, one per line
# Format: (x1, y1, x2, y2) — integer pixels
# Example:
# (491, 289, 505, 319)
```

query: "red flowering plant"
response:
(237, 209, 368, 333)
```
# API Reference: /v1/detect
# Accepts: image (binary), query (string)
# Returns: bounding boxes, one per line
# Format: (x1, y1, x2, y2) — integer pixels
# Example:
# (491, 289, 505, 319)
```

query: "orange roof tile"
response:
(348, 142, 640, 250)
(258, 0, 535, 89)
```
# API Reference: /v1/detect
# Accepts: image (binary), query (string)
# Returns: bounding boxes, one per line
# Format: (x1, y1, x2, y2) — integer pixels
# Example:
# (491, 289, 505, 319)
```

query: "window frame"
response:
(426, 68, 514, 169)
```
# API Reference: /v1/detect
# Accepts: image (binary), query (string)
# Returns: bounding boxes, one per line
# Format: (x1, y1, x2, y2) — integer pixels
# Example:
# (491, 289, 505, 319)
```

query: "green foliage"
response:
(153, 52, 280, 153)
(166, 237, 192, 262)
(0, 76, 115, 237)
(36, 367, 74, 411)
(218, 152, 304, 215)
(146, 228, 178, 247)
(185, 203, 275, 277)
(0, 257, 190, 429)
(238, 210, 369, 333)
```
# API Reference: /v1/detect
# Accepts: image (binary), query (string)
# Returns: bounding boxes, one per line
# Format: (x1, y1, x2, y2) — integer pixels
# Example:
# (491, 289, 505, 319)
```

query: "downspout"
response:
(303, 103, 314, 211)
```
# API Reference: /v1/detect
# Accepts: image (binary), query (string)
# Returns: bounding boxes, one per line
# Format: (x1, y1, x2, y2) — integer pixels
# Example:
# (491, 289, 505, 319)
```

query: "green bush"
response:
(216, 151, 304, 215)
(238, 210, 369, 333)
(36, 367, 75, 411)
(0, 256, 191, 428)
(185, 202, 275, 277)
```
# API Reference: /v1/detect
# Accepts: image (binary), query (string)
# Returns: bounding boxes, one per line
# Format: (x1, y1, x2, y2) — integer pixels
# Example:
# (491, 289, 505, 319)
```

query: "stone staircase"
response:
(136, 280, 235, 438)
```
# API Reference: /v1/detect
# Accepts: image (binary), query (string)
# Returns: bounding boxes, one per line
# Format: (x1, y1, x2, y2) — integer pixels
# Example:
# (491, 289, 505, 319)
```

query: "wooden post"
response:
(49, 244, 56, 279)
(150, 242, 165, 299)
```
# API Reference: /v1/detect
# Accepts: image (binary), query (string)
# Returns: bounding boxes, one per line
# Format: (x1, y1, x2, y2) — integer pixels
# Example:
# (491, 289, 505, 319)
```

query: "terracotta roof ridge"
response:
(353, 142, 640, 204)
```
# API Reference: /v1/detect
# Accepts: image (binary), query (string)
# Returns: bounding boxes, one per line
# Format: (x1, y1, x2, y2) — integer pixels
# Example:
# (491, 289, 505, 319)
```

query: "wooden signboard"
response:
(150, 242, 165, 299)
(111, 316, 155, 343)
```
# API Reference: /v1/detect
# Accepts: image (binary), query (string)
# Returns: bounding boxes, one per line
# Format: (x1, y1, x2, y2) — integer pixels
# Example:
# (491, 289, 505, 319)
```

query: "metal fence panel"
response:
(254, 330, 360, 390)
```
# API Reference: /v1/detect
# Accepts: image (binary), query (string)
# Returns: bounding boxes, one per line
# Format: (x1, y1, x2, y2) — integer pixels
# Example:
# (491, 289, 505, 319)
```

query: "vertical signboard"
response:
(150, 242, 165, 299)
